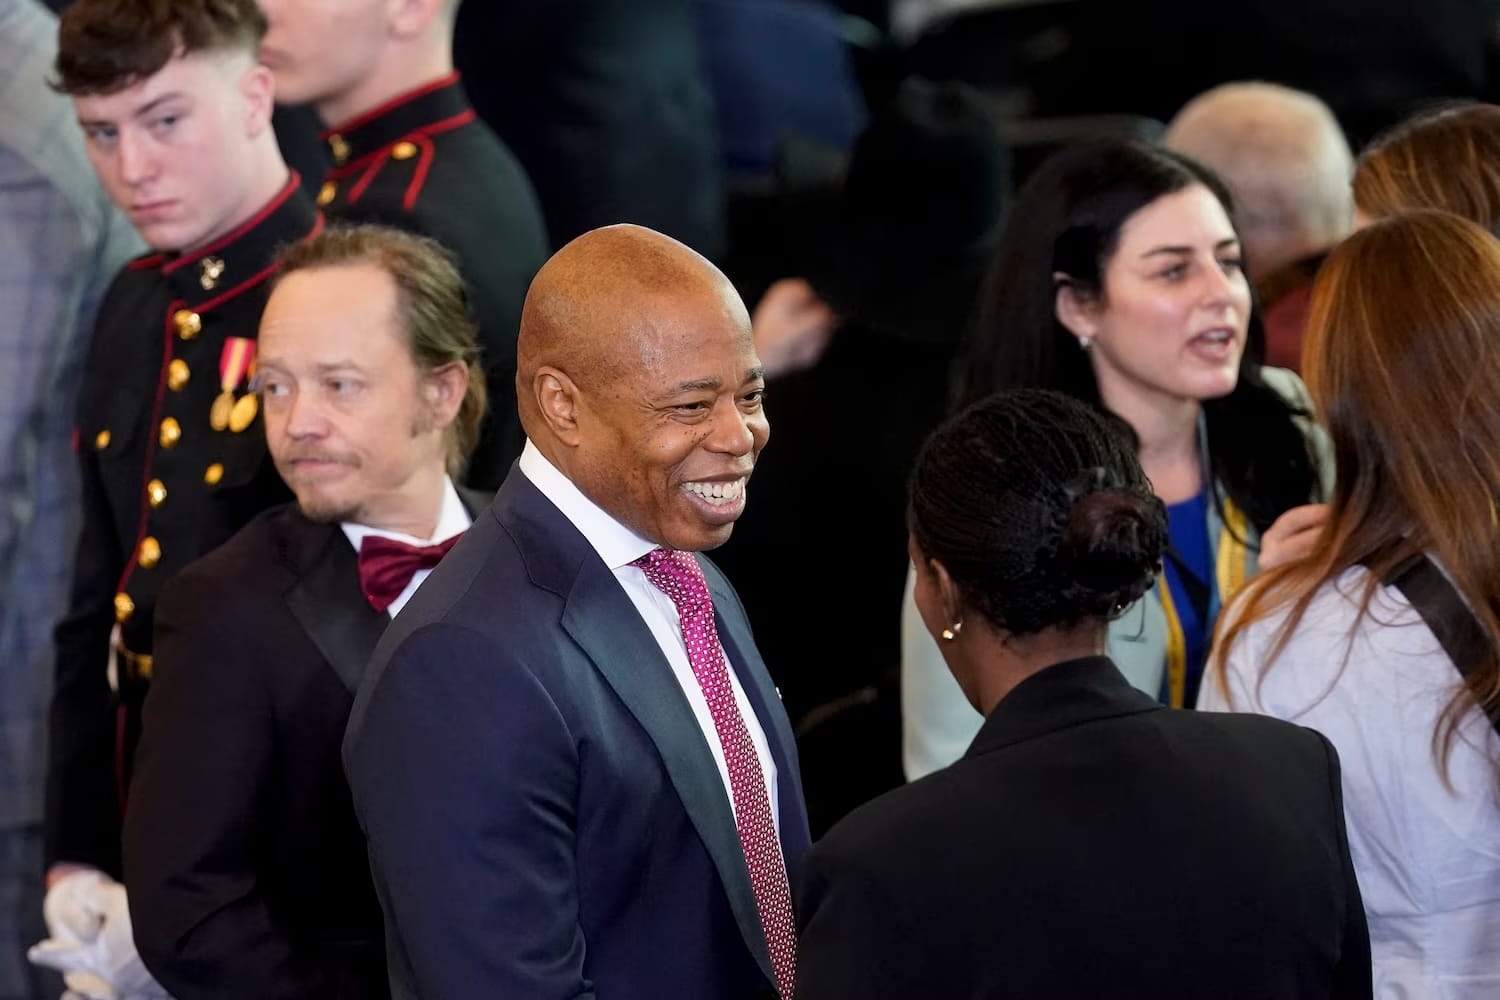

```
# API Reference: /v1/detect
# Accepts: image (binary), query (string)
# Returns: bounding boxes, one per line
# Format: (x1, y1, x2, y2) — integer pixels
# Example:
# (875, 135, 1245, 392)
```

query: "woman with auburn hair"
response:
(1202, 209, 1500, 997)
(1354, 103, 1500, 232)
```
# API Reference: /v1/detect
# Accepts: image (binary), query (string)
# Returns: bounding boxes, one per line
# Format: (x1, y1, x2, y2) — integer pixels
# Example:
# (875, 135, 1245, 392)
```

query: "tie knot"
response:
(632, 547, 711, 613)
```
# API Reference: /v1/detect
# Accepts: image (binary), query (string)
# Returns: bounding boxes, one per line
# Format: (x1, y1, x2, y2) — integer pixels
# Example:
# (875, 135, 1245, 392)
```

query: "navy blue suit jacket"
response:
(343, 468, 810, 999)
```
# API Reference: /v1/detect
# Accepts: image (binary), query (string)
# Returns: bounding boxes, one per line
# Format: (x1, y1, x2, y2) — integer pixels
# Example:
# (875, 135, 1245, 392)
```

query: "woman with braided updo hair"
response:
(903, 390, 1167, 712)
(793, 389, 1371, 1000)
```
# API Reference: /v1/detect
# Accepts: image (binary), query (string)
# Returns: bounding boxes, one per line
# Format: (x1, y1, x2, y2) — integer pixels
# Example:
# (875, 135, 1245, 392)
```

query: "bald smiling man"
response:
(343, 225, 809, 1000)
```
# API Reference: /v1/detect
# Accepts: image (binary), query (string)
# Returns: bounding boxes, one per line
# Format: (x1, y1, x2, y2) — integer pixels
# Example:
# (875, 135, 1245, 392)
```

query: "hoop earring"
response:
(941, 620, 963, 642)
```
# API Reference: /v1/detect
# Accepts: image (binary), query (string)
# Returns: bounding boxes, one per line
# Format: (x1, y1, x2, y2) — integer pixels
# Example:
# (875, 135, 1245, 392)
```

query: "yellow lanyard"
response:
(1161, 496, 1251, 708)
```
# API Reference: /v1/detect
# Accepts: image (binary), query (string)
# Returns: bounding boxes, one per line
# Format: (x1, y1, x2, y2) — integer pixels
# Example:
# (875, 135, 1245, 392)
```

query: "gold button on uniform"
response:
(204, 463, 224, 486)
(329, 133, 350, 164)
(147, 479, 167, 508)
(94, 429, 111, 450)
(138, 536, 161, 569)
(391, 141, 418, 161)
(167, 359, 190, 391)
(317, 181, 338, 207)
(114, 592, 134, 622)
(159, 417, 181, 449)
(174, 309, 201, 340)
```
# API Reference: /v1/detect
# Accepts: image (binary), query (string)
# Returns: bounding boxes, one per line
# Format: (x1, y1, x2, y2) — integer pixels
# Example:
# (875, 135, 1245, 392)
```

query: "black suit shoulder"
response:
(796, 692, 1364, 999)
(156, 504, 300, 611)
(818, 703, 1335, 860)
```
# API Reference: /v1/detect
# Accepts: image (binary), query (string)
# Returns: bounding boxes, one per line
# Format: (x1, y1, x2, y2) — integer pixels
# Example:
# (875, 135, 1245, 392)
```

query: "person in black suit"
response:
(257, 0, 550, 490)
(122, 226, 490, 999)
(794, 389, 1373, 1000)
(453, 0, 725, 258)
(344, 224, 808, 999)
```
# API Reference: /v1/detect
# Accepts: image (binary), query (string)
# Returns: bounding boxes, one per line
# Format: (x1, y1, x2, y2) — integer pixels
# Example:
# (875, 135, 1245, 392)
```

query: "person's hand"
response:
(30, 872, 170, 1000)
(41, 867, 109, 944)
(751, 278, 837, 378)
(1259, 503, 1330, 571)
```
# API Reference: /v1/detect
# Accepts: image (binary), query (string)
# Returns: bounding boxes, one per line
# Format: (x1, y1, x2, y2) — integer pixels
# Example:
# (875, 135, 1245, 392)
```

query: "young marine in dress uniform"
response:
(258, 0, 550, 490)
(33, 1, 321, 993)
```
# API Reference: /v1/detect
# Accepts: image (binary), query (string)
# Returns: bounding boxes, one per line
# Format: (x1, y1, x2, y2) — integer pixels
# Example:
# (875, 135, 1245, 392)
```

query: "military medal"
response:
(213, 337, 256, 432)
(229, 392, 259, 433)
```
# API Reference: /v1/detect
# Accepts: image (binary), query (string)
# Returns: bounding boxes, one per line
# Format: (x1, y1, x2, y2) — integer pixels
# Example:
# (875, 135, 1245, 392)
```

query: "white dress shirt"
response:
(1200, 566, 1500, 999)
(340, 477, 471, 619)
(519, 440, 780, 835)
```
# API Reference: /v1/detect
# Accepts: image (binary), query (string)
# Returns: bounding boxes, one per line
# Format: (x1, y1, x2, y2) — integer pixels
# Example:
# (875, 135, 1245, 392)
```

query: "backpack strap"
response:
(1377, 553, 1500, 736)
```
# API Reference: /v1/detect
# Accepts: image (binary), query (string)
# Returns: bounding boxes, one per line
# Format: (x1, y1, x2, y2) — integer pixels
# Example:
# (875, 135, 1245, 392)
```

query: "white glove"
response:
(42, 868, 111, 944)
(29, 870, 172, 999)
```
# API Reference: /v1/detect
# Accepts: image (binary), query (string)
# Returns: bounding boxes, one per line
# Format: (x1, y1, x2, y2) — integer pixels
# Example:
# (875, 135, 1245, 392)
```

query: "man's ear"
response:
(388, 0, 447, 38)
(240, 62, 276, 138)
(423, 360, 468, 430)
(532, 366, 585, 447)
(1053, 273, 1100, 342)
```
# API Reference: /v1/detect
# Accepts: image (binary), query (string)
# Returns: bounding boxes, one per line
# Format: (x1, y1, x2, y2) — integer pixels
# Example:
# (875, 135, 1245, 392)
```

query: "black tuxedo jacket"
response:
(795, 656, 1373, 1000)
(123, 492, 486, 1000)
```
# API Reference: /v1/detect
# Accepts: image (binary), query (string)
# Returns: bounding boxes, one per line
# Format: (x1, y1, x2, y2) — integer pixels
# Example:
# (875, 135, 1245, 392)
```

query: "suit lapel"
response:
(499, 474, 776, 985)
(559, 569, 778, 986)
(280, 515, 389, 697)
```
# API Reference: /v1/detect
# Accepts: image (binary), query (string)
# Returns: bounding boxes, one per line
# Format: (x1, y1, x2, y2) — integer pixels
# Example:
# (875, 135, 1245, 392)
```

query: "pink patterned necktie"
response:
(632, 547, 796, 998)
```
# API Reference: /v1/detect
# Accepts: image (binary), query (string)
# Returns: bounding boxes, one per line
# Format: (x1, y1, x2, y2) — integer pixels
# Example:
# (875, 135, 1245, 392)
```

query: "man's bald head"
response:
(1166, 82, 1353, 278)
(517, 224, 748, 419)
(517, 225, 767, 552)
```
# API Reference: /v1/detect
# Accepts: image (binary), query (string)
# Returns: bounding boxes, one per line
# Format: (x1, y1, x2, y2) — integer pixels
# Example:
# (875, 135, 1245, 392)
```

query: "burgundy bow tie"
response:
(357, 533, 461, 613)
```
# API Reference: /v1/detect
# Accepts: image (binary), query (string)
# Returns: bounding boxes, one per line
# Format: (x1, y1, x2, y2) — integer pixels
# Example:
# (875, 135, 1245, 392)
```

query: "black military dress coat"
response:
(316, 74, 549, 490)
(45, 175, 322, 875)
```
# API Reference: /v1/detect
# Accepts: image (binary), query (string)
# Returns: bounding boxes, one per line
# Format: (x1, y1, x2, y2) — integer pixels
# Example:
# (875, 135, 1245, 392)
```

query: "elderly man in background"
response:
(1166, 82, 1354, 371)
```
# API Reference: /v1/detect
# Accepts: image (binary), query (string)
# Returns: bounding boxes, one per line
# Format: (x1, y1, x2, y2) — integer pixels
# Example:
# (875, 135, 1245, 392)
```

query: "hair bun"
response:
(1054, 488, 1167, 617)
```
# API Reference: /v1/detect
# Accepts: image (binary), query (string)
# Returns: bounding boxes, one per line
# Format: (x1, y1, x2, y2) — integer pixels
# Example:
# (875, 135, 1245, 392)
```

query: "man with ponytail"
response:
(118, 225, 491, 999)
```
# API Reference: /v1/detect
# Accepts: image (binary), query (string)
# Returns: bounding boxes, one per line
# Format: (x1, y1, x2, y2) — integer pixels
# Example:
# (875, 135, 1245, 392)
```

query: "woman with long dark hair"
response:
(1202, 210, 1500, 996)
(902, 139, 1330, 778)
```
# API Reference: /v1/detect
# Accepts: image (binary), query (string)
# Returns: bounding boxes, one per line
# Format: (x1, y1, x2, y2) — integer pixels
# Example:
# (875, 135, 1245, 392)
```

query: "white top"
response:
(340, 477, 472, 619)
(518, 440, 779, 834)
(1199, 566, 1500, 998)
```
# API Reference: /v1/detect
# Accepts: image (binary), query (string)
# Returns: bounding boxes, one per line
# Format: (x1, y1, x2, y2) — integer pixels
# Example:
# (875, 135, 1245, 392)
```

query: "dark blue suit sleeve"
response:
(345, 623, 595, 999)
